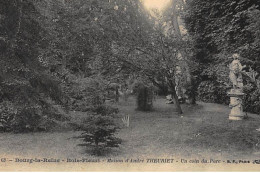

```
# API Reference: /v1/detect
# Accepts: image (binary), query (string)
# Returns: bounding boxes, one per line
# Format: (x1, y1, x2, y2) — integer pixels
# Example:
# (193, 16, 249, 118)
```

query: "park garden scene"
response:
(0, 0, 260, 163)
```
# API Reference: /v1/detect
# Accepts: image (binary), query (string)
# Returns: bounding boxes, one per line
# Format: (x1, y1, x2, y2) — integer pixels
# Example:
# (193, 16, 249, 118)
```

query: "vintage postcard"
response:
(0, 0, 260, 171)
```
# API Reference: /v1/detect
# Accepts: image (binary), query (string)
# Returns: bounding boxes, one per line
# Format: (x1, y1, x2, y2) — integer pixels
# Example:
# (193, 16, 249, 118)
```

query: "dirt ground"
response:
(0, 96, 260, 160)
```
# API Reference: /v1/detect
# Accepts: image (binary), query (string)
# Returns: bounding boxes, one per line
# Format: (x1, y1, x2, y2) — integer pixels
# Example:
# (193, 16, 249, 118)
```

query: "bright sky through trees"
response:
(142, 0, 171, 11)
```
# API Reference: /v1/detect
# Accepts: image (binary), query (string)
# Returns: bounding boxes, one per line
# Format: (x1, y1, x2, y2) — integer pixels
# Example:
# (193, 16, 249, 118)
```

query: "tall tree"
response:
(165, 0, 196, 104)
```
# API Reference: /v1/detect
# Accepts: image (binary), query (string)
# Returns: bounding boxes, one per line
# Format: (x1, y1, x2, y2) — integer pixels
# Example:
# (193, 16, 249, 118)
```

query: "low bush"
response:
(68, 77, 106, 112)
(0, 75, 69, 133)
(243, 84, 260, 114)
(197, 79, 260, 115)
(136, 84, 153, 111)
(197, 80, 229, 105)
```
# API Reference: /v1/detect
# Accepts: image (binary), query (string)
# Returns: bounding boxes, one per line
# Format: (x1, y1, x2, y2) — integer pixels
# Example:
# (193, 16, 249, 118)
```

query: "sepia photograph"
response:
(0, 0, 260, 171)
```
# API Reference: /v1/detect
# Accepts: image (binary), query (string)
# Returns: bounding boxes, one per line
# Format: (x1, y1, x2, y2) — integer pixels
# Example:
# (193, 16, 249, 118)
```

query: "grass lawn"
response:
(115, 97, 260, 159)
(0, 96, 260, 159)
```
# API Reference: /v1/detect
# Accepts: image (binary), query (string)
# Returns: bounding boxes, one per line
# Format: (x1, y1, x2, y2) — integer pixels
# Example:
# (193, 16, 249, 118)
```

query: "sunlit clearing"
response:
(142, 0, 171, 11)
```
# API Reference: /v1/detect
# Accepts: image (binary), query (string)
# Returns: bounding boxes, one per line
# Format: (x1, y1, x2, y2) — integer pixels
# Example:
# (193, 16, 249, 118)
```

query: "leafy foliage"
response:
(197, 81, 229, 104)
(0, 0, 205, 134)
(185, 0, 260, 114)
(0, 0, 69, 132)
(68, 77, 107, 112)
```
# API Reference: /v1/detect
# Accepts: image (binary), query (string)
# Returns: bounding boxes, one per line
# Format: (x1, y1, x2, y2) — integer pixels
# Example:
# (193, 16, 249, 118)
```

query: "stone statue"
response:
(228, 53, 246, 120)
(229, 53, 245, 89)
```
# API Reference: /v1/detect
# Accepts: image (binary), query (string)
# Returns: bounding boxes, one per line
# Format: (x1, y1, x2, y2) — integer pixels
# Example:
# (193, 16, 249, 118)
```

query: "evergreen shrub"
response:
(136, 84, 153, 111)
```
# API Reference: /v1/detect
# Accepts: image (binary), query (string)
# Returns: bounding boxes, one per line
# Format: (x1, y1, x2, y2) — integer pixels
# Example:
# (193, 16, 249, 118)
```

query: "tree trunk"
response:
(171, 90, 183, 114)
(115, 86, 119, 102)
(170, 85, 183, 114)
(150, 74, 183, 114)
(172, 1, 196, 104)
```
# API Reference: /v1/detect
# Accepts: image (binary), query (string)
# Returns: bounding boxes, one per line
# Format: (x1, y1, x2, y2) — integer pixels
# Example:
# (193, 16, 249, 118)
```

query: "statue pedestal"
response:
(227, 89, 245, 120)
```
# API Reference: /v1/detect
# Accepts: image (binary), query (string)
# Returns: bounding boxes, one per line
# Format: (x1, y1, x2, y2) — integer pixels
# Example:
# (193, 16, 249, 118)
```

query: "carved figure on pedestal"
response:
(228, 53, 246, 120)
(229, 53, 245, 89)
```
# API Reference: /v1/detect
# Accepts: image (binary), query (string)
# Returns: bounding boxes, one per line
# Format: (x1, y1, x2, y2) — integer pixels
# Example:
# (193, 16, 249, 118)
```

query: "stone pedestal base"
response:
(228, 89, 245, 121)
(229, 114, 244, 120)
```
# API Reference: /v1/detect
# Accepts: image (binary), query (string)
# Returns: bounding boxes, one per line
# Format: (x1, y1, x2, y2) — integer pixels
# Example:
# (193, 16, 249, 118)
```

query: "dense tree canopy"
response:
(185, 0, 260, 113)
(0, 0, 189, 131)
(1, 0, 259, 132)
